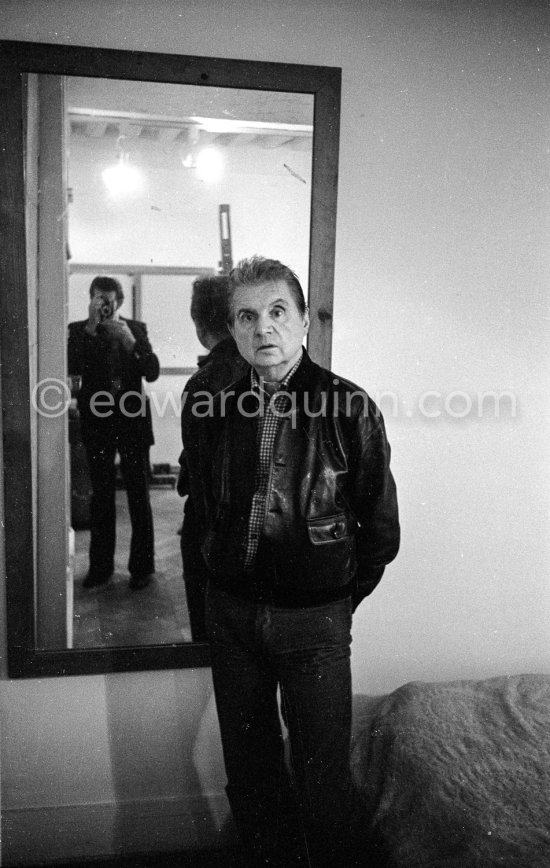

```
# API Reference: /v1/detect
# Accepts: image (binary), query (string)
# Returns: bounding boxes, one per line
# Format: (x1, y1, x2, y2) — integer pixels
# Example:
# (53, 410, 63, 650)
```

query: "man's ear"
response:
(227, 319, 236, 339)
(303, 306, 310, 333)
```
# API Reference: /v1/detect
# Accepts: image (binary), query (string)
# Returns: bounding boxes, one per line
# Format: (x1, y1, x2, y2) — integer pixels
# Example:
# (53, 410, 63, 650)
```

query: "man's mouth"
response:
(256, 344, 277, 351)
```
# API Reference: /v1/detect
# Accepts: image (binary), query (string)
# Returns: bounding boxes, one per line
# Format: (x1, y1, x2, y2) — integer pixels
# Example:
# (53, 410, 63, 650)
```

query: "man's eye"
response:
(239, 312, 253, 324)
(272, 308, 285, 318)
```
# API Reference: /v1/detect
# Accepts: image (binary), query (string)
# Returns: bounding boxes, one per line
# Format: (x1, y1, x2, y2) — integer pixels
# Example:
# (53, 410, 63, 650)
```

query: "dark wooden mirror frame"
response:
(0, 40, 341, 678)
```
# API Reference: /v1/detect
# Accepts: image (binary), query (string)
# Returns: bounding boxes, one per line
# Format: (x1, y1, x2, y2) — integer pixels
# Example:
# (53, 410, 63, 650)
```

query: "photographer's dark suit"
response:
(68, 317, 160, 583)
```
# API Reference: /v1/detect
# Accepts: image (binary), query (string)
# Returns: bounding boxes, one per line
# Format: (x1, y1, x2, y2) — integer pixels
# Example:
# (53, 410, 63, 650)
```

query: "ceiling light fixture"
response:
(195, 147, 224, 183)
(180, 127, 224, 182)
(102, 136, 143, 198)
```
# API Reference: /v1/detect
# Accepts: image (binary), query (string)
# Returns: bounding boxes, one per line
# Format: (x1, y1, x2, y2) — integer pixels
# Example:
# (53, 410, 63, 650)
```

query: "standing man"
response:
(183, 256, 400, 867)
(178, 274, 248, 641)
(68, 275, 159, 590)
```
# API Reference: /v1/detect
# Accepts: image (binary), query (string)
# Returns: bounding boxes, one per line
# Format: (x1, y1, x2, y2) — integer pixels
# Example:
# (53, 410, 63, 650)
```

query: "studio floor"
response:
(72, 488, 192, 648)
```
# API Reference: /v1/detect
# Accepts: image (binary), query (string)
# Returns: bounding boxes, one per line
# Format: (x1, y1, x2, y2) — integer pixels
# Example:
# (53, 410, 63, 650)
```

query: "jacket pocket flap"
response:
(307, 514, 349, 545)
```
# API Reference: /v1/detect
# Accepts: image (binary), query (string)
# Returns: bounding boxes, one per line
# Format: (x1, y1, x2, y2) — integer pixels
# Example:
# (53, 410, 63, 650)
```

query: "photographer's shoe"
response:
(83, 570, 112, 589)
(129, 572, 154, 590)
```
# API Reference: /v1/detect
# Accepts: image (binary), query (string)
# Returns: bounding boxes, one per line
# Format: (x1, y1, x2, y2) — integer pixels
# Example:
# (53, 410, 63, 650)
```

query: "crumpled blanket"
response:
(351, 673, 550, 867)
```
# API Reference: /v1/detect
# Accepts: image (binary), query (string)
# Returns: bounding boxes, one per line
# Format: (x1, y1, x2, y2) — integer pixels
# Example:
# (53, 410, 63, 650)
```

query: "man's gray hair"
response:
(228, 256, 307, 319)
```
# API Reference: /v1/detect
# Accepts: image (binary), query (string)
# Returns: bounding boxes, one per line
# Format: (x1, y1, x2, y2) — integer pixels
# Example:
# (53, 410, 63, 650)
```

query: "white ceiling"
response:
(66, 76, 314, 152)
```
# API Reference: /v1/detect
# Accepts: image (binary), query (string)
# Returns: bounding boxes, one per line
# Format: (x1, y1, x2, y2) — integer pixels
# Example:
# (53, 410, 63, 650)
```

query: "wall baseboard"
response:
(2, 794, 237, 867)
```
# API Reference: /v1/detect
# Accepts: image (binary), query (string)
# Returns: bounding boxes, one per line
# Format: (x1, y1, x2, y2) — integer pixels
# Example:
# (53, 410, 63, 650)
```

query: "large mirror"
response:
(0, 41, 340, 677)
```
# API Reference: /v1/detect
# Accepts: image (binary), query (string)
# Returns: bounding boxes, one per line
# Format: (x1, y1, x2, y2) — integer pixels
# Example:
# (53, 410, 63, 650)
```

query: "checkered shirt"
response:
(243, 353, 303, 570)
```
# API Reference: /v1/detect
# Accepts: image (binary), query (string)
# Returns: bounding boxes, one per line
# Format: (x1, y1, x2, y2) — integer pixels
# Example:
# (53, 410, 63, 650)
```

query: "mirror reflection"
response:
(53, 75, 313, 649)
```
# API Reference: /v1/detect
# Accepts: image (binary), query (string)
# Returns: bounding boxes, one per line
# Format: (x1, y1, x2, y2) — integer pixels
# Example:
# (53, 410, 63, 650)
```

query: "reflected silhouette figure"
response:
(178, 274, 248, 641)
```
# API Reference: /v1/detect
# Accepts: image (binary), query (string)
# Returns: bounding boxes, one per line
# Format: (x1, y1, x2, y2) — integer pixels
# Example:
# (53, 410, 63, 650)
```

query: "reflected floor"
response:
(73, 488, 191, 648)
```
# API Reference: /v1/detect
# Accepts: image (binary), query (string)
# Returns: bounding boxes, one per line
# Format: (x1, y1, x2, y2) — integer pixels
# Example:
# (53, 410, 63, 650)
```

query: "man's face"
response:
(229, 279, 309, 382)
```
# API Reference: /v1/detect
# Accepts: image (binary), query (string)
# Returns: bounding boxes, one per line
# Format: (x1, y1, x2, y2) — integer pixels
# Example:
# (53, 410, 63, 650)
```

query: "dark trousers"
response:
(180, 496, 209, 642)
(84, 437, 154, 578)
(206, 583, 363, 867)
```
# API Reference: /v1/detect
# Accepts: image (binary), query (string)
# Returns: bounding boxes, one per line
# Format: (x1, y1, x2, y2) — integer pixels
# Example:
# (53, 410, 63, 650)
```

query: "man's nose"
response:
(255, 312, 273, 334)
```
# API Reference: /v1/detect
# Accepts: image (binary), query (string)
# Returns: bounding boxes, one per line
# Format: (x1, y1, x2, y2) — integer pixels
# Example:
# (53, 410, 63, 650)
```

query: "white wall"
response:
(1, 0, 549, 864)
(330, 0, 550, 693)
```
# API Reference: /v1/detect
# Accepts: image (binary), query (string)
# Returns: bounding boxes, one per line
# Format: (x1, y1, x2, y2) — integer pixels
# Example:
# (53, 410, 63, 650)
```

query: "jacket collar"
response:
(286, 347, 319, 395)
(231, 346, 318, 397)
(198, 336, 239, 368)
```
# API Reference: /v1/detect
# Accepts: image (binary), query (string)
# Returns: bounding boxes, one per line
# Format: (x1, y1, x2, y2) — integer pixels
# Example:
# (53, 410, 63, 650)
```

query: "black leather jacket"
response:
(192, 350, 400, 608)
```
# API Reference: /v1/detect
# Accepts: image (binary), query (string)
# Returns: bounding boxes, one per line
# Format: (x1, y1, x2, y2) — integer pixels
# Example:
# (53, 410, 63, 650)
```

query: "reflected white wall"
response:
(68, 132, 312, 284)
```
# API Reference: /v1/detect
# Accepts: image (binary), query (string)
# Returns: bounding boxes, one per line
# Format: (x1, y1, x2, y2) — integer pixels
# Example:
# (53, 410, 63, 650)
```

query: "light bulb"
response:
(195, 147, 224, 183)
(102, 154, 143, 197)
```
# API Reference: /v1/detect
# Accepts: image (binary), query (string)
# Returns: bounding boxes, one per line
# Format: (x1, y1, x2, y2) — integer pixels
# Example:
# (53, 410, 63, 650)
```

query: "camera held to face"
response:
(99, 297, 115, 322)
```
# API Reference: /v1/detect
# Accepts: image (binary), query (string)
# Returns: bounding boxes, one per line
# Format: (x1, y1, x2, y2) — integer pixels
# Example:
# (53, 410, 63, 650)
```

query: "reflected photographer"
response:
(68, 275, 160, 590)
